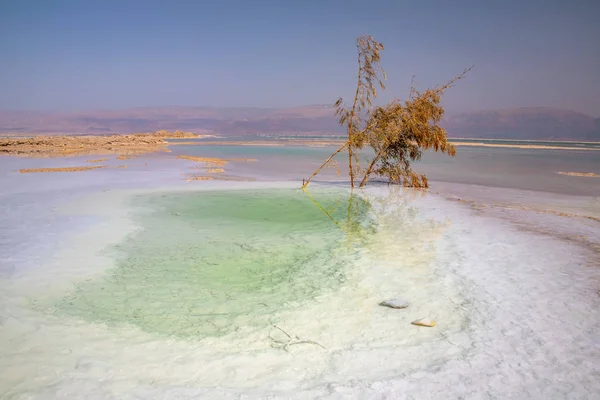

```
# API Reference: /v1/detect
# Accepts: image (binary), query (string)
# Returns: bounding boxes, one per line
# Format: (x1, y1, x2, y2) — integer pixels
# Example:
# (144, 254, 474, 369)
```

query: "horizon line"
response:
(0, 104, 597, 118)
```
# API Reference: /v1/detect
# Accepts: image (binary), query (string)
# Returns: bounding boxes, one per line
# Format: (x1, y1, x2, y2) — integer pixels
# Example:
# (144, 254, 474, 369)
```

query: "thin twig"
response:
(302, 188, 343, 229)
(272, 324, 291, 339)
(359, 146, 388, 187)
(302, 141, 348, 188)
(269, 324, 327, 352)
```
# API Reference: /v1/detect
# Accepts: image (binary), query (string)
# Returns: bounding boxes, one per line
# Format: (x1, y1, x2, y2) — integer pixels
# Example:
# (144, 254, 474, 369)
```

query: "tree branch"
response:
(302, 141, 349, 188)
(359, 146, 388, 187)
(347, 49, 363, 188)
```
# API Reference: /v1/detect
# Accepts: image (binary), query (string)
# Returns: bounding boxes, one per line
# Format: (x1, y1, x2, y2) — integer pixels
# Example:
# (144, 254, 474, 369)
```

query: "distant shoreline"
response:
(1, 133, 598, 157)
(0, 131, 207, 157)
(172, 138, 600, 151)
(557, 171, 600, 178)
(450, 142, 599, 150)
(450, 137, 600, 144)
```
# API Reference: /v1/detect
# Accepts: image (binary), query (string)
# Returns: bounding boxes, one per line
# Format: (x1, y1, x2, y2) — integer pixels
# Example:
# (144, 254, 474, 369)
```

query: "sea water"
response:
(54, 187, 373, 339)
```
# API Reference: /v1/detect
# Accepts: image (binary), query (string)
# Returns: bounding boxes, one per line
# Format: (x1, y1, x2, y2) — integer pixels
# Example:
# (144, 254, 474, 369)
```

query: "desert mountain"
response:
(443, 107, 599, 141)
(0, 106, 598, 140)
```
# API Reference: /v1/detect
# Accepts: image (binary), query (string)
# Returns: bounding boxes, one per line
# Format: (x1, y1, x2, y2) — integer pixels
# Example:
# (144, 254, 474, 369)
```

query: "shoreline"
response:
(0, 131, 208, 157)
(1, 179, 598, 398)
(450, 137, 600, 144)
(557, 171, 600, 178)
(451, 141, 599, 150)
(2, 134, 598, 158)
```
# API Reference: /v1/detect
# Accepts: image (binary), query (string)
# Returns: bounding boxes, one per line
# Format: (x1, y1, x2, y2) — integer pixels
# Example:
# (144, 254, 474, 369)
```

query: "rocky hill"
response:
(1, 106, 598, 141)
(443, 107, 599, 141)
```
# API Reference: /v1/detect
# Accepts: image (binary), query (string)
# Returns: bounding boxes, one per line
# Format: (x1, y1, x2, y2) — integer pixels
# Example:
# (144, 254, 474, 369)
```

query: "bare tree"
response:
(302, 35, 470, 189)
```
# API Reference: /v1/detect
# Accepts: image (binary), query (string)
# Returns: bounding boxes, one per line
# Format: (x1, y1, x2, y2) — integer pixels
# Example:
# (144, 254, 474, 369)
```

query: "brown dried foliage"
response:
(303, 35, 470, 189)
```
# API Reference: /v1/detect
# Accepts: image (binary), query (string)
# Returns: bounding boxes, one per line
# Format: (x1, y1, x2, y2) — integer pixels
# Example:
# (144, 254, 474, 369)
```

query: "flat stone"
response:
(411, 318, 436, 327)
(379, 299, 409, 309)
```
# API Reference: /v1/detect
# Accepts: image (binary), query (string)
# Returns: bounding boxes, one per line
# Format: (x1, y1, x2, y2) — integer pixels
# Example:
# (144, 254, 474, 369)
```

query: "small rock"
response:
(379, 299, 409, 309)
(411, 318, 436, 327)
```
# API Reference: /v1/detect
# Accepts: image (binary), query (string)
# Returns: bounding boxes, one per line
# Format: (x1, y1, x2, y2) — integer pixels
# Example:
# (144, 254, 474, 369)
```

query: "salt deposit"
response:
(0, 154, 598, 399)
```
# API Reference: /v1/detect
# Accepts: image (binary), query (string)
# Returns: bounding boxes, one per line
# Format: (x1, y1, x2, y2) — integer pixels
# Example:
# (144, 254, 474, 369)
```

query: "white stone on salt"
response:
(379, 299, 409, 309)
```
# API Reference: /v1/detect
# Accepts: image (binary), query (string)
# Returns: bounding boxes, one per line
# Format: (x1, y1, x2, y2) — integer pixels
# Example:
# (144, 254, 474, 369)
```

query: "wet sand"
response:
(19, 166, 107, 173)
(177, 155, 228, 166)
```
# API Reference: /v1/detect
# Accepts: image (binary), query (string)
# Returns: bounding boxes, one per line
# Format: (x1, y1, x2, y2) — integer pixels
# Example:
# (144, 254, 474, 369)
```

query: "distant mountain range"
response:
(0, 106, 598, 141)
(444, 107, 599, 141)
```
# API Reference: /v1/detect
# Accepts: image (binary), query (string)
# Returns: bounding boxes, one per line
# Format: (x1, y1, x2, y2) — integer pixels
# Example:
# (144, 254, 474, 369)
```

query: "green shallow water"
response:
(58, 187, 374, 338)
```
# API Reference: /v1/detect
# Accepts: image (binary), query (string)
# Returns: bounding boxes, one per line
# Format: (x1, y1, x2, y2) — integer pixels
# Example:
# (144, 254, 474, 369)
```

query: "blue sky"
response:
(1, 0, 599, 115)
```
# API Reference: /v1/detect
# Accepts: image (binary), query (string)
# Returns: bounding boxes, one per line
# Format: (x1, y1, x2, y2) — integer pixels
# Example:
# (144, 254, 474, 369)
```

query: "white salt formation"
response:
(0, 151, 598, 399)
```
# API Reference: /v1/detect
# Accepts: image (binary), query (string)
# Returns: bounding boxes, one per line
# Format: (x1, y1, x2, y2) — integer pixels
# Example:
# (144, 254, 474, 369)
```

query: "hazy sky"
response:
(1, 0, 599, 115)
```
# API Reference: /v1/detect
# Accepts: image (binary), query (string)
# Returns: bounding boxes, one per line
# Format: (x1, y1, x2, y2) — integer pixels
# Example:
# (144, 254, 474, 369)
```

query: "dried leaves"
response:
(303, 35, 470, 189)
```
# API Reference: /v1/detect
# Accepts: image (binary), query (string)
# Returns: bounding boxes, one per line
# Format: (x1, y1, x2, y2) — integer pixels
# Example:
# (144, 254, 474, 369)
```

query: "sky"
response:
(1, 0, 599, 116)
